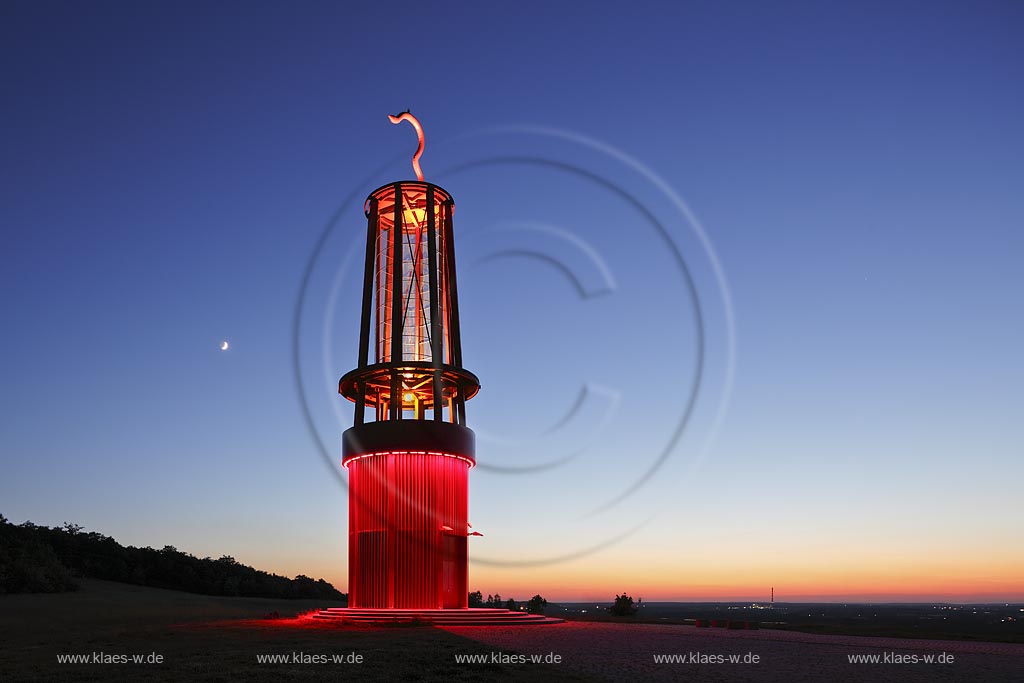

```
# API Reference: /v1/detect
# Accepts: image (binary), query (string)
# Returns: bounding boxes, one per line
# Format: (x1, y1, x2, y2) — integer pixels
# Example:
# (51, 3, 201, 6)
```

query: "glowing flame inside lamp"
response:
(388, 110, 425, 182)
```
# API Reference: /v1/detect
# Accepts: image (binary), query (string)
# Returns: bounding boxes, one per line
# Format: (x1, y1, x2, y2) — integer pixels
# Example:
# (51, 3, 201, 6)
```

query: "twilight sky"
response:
(2, 1, 1022, 602)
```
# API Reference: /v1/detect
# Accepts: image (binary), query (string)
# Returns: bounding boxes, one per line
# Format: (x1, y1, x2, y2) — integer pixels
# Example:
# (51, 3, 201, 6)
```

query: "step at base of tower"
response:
(314, 607, 563, 625)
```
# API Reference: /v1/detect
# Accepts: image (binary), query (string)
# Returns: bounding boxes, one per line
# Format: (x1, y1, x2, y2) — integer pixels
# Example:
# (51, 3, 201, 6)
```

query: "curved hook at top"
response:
(388, 110, 425, 181)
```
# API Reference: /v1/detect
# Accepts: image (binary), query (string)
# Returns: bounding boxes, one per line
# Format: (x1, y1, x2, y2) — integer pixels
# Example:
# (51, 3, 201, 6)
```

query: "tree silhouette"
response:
(527, 594, 548, 615)
(0, 515, 345, 599)
(609, 593, 638, 616)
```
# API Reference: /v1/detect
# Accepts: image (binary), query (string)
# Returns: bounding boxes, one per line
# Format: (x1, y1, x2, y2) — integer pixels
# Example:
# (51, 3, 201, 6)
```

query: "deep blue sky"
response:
(2, 1, 1022, 600)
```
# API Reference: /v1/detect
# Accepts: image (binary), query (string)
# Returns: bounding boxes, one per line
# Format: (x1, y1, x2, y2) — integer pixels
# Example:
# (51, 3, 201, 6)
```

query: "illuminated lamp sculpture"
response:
(341, 111, 478, 610)
(316, 113, 560, 624)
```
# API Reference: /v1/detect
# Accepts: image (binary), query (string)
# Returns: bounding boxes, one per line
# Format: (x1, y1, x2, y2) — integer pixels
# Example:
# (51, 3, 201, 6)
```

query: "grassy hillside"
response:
(0, 515, 343, 601)
(0, 579, 583, 682)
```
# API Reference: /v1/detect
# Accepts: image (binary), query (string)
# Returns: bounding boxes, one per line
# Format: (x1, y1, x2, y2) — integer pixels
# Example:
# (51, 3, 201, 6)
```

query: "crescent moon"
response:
(220, 341, 230, 351)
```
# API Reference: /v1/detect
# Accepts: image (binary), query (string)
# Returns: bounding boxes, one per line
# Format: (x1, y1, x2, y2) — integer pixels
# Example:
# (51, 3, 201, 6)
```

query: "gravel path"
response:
(441, 622, 1024, 682)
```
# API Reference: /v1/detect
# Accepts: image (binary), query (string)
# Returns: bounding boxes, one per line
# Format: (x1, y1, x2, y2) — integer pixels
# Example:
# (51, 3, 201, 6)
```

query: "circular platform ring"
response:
(314, 607, 563, 625)
(342, 420, 475, 466)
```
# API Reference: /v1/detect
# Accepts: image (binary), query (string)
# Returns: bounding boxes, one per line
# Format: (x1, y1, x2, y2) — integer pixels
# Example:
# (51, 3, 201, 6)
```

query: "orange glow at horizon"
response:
(244, 544, 1024, 603)
(468, 552, 1024, 602)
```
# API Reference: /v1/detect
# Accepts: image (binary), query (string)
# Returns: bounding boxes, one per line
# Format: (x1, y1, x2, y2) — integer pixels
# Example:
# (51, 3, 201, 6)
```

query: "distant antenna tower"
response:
(771, 586, 774, 606)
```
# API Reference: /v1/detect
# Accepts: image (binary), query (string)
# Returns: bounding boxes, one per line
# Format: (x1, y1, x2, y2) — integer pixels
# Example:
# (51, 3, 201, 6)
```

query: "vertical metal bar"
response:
(354, 381, 365, 426)
(382, 209, 392, 363)
(358, 198, 378, 369)
(426, 186, 443, 421)
(390, 183, 403, 421)
(374, 211, 382, 362)
(353, 198, 378, 428)
(456, 389, 466, 426)
(443, 199, 463, 368)
(441, 200, 467, 425)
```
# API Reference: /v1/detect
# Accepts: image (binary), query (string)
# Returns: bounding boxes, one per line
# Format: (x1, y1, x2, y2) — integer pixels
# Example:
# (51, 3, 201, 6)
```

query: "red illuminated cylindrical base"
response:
(346, 451, 471, 609)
